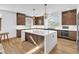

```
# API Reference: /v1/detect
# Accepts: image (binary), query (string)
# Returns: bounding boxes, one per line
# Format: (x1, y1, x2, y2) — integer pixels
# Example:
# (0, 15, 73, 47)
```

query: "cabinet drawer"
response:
(16, 30, 21, 38)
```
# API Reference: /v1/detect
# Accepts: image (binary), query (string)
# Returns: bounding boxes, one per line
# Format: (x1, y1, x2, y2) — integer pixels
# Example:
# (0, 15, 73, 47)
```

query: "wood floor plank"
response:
(0, 38, 77, 54)
(50, 38, 77, 54)
(1, 38, 43, 54)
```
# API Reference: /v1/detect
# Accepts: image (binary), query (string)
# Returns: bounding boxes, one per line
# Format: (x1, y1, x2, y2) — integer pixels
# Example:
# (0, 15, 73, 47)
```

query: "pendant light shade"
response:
(44, 4, 47, 19)
(33, 8, 36, 19)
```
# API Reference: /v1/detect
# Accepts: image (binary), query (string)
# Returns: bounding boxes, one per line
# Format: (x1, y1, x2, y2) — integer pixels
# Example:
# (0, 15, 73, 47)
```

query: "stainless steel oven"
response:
(61, 30, 69, 37)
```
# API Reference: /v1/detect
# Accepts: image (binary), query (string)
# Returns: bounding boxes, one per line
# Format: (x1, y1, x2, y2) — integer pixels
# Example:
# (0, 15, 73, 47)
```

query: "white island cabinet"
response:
(21, 29, 57, 54)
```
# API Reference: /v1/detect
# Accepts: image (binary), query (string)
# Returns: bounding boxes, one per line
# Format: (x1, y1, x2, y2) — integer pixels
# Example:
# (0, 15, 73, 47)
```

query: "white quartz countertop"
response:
(16, 25, 77, 31)
(0, 31, 9, 33)
(22, 29, 57, 36)
(55, 28, 77, 31)
(16, 27, 77, 31)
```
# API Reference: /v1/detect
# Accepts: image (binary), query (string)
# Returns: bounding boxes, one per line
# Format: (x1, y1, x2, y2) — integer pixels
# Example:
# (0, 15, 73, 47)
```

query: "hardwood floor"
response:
(50, 38, 77, 54)
(1, 38, 44, 54)
(0, 38, 77, 54)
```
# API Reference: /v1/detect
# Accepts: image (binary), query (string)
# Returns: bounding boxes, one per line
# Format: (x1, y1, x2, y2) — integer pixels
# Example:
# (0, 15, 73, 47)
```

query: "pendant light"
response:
(33, 8, 36, 19)
(44, 4, 47, 19)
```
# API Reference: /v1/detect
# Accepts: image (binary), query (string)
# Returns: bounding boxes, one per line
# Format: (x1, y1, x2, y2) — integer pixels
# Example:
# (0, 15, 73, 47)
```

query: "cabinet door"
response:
(25, 33, 44, 45)
(69, 31, 76, 40)
(25, 33, 37, 44)
(62, 12, 68, 25)
(33, 16, 44, 25)
(16, 30, 21, 38)
(17, 13, 26, 25)
(57, 30, 61, 38)
(67, 10, 76, 25)
(62, 9, 76, 25)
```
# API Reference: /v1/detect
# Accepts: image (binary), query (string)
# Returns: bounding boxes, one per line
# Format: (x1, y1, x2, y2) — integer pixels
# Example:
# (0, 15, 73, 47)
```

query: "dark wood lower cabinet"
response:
(57, 30, 61, 38)
(25, 33, 44, 53)
(25, 32, 44, 45)
(57, 30, 76, 41)
(69, 31, 76, 40)
(16, 30, 21, 38)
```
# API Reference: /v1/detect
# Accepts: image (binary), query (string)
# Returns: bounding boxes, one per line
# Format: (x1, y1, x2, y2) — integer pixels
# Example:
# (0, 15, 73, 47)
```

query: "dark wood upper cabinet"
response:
(16, 13, 26, 25)
(33, 16, 44, 25)
(62, 9, 76, 25)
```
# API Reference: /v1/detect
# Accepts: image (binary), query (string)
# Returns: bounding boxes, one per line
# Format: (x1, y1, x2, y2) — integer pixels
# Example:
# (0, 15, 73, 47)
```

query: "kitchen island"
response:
(21, 29, 57, 54)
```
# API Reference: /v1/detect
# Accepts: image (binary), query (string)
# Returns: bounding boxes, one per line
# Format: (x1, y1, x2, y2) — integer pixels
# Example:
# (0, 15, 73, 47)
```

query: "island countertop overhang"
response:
(21, 29, 57, 36)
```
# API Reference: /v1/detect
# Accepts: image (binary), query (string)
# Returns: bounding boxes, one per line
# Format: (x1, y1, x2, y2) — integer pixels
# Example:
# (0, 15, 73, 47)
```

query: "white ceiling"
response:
(0, 4, 77, 16)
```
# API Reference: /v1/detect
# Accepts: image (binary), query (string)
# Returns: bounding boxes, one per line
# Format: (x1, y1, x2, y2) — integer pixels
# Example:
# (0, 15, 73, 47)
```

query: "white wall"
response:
(26, 17, 33, 28)
(30, 4, 77, 28)
(0, 4, 77, 39)
(53, 4, 77, 25)
(0, 10, 16, 38)
(47, 5, 77, 29)
(0, 4, 77, 16)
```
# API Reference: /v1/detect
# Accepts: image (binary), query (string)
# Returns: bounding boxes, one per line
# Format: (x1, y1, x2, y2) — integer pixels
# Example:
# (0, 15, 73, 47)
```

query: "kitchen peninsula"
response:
(21, 29, 57, 54)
